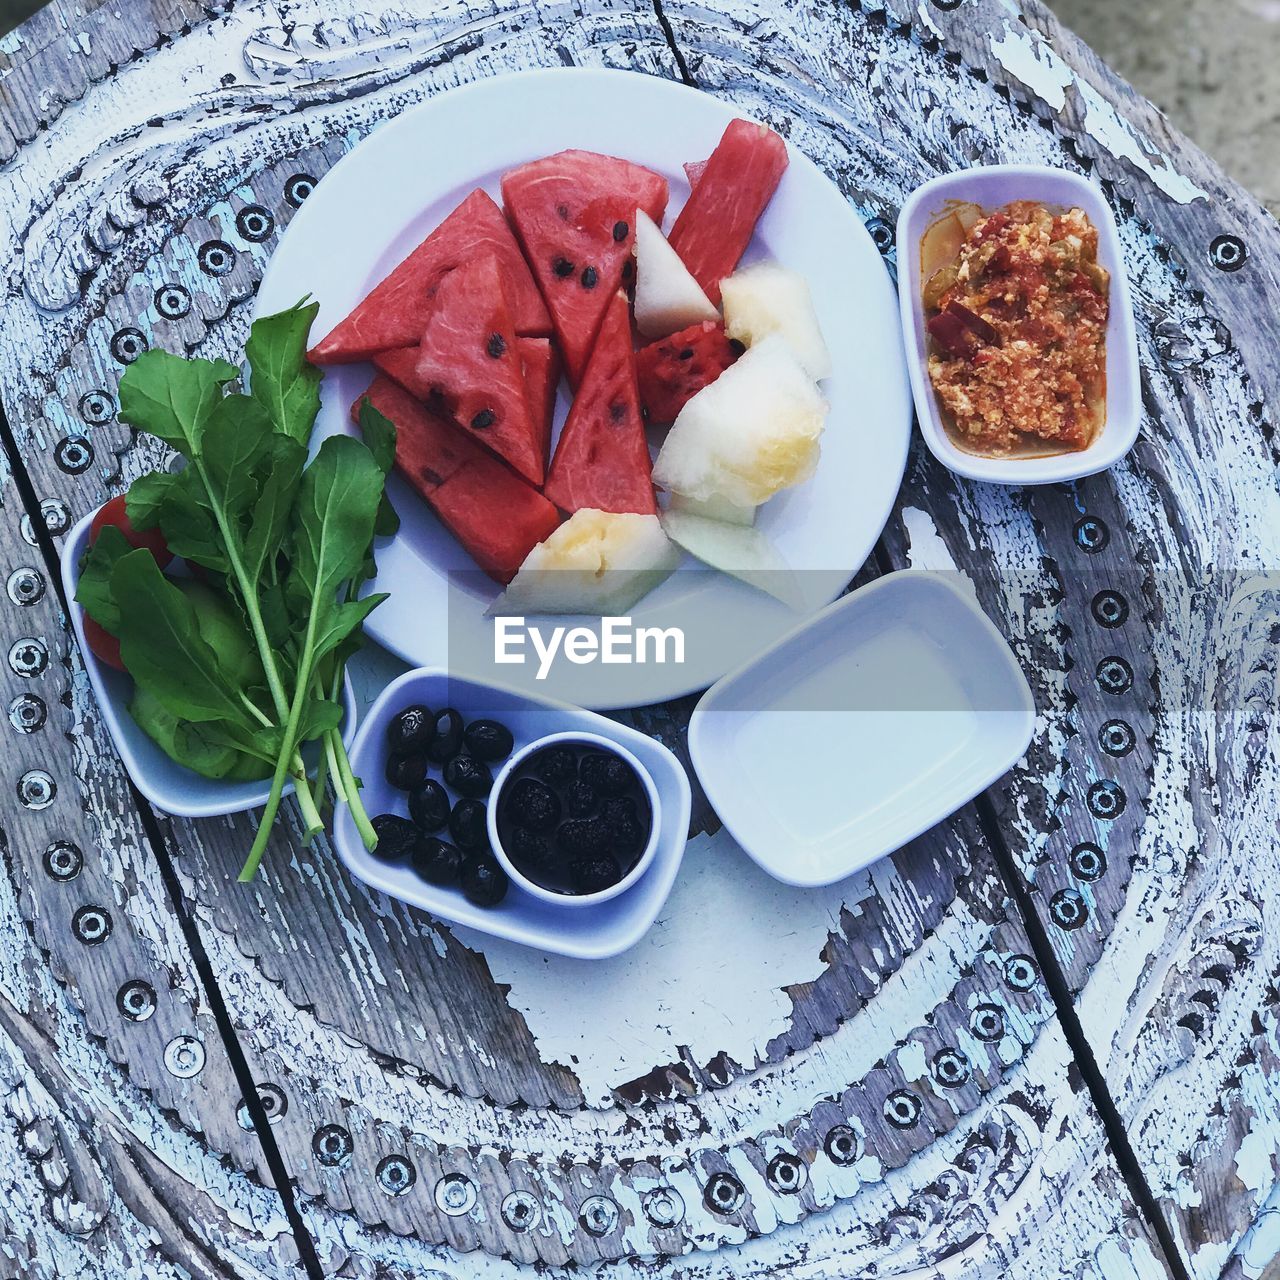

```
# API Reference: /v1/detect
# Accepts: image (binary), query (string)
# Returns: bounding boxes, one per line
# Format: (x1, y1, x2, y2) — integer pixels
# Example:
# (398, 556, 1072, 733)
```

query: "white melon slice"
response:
(721, 262, 832, 381)
(667, 491, 757, 527)
(632, 209, 719, 339)
(490, 509, 681, 616)
(661, 510, 803, 609)
(652, 334, 827, 508)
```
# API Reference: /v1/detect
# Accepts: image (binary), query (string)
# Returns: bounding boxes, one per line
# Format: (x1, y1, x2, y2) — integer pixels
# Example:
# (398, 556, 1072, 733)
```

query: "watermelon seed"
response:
(580, 266, 598, 289)
(471, 409, 496, 430)
(486, 333, 507, 358)
(621, 260, 635, 282)
(612, 220, 629, 242)
(728, 338, 747, 355)
(557, 203, 570, 220)
(609, 401, 626, 424)
(678, 348, 694, 360)
(553, 257, 575, 278)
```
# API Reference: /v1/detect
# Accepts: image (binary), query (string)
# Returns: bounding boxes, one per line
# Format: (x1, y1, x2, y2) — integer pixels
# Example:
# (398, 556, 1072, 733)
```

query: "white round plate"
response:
(256, 68, 911, 709)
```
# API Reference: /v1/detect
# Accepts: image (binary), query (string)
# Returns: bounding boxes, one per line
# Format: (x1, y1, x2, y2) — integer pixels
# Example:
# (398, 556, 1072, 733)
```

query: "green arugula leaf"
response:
(201, 393, 275, 519)
(357, 400, 400, 540)
(111, 550, 255, 726)
(125, 471, 183, 529)
(296, 697, 343, 742)
(241, 434, 307, 588)
(245, 301, 322, 444)
(130, 687, 256, 780)
(309, 593, 387, 668)
(153, 472, 230, 573)
(74, 524, 132, 634)
(117, 351, 238, 456)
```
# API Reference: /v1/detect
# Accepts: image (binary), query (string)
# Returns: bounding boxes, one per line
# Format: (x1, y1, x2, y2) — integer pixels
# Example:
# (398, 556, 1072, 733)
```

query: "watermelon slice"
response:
(309, 190, 550, 364)
(636, 320, 740, 424)
(412, 254, 543, 486)
(543, 292, 655, 516)
(502, 151, 668, 385)
(518, 336, 560, 467)
(668, 120, 788, 306)
(355, 376, 560, 585)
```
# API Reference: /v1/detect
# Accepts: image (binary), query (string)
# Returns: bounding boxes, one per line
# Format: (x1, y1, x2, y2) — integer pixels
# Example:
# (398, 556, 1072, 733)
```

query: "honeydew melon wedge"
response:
(490, 509, 681, 617)
(660, 509, 803, 609)
(721, 261, 832, 381)
(667, 491, 757, 527)
(632, 209, 719, 340)
(653, 334, 827, 508)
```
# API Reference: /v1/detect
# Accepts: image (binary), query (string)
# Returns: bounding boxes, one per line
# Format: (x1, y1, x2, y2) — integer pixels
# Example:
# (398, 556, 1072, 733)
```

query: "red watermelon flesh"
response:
(668, 120, 788, 306)
(683, 159, 707, 189)
(544, 292, 655, 516)
(309, 189, 550, 365)
(636, 320, 740, 424)
(518, 336, 560, 467)
(502, 151, 668, 386)
(356, 376, 560, 585)
(413, 253, 543, 486)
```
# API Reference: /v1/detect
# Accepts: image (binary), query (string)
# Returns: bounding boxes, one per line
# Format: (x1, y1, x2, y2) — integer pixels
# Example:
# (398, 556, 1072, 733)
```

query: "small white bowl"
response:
(488, 730, 662, 908)
(896, 164, 1140, 485)
(61, 509, 357, 818)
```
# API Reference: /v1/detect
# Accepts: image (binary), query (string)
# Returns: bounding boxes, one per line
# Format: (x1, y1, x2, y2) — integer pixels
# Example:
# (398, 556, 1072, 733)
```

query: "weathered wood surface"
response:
(0, 0, 1274, 1275)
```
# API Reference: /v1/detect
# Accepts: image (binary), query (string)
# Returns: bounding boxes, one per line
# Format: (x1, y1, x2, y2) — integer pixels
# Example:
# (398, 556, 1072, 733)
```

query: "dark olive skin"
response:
(502, 777, 561, 832)
(370, 814, 418, 862)
(426, 708, 464, 763)
(557, 817, 612, 859)
(534, 746, 577, 785)
(464, 718, 514, 762)
(448, 798, 489, 850)
(563, 779, 596, 818)
(408, 779, 451, 832)
(579, 750, 632, 797)
(386, 704, 434, 755)
(385, 752, 429, 792)
(460, 854, 508, 907)
(570, 854, 622, 895)
(444, 753, 492, 798)
(411, 837, 462, 886)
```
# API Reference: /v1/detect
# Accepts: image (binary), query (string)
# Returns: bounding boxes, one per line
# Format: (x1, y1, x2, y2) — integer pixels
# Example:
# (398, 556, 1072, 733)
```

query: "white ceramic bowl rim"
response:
(488, 730, 662, 907)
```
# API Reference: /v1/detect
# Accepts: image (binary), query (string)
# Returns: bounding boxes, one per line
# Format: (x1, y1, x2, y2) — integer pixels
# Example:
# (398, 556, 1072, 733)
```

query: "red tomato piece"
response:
(90, 494, 174, 568)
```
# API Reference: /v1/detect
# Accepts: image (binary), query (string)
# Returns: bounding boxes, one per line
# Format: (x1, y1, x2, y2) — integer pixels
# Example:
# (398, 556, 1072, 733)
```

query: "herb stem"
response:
(331, 732, 377, 851)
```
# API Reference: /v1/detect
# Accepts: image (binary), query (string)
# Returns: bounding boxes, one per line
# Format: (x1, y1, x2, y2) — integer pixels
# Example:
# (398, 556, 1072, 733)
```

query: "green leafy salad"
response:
(75, 303, 395, 880)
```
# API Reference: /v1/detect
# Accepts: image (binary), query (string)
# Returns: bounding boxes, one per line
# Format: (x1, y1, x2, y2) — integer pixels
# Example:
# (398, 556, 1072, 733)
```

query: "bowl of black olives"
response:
(489, 732, 660, 906)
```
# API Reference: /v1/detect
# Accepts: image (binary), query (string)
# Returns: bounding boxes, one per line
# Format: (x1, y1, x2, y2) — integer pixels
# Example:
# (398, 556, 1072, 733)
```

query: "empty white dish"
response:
(896, 164, 1140, 485)
(688, 571, 1034, 887)
(61, 510, 358, 818)
(333, 668, 691, 959)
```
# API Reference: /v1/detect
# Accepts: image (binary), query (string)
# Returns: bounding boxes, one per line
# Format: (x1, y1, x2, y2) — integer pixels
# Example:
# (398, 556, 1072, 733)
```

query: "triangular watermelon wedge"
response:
(669, 119, 788, 306)
(502, 151, 668, 386)
(412, 254, 543, 486)
(309, 190, 550, 364)
(518, 336, 560, 468)
(355, 376, 560, 585)
(543, 292, 655, 516)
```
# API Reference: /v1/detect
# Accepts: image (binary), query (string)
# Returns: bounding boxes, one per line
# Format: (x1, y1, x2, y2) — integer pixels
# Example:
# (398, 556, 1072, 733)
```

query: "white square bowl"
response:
(688, 572, 1035, 887)
(896, 164, 1141, 485)
(333, 668, 691, 960)
(61, 510, 357, 818)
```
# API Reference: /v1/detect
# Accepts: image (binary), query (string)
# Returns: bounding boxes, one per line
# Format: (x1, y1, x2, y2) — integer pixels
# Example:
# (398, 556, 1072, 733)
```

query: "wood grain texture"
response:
(0, 0, 1272, 1273)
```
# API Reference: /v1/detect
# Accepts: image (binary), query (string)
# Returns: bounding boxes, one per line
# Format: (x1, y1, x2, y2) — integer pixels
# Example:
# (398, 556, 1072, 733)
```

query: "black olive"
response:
(426, 708, 464, 763)
(612, 220, 629, 242)
(486, 333, 506, 358)
(534, 746, 577, 785)
(503, 777, 561, 832)
(553, 256, 574, 277)
(570, 854, 621, 895)
(464, 718, 514, 762)
(385, 751, 429, 791)
(557, 816, 611, 858)
(370, 814, 418, 862)
(386, 704, 433, 754)
(506, 825, 553, 871)
(563, 778, 596, 818)
(445, 753, 492, 798)
(580, 266, 598, 289)
(471, 408, 496, 430)
(579, 750, 633, 797)
(408, 779, 451, 832)
(449, 798, 489, 850)
(411, 836, 462, 886)
(461, 854, 508, 907)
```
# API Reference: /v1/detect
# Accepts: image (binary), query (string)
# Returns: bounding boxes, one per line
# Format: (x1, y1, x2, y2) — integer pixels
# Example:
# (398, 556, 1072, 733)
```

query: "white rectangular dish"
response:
(333, 667, 691, 959)
(61, 510, 357, 819)
(896, 164, 1140, 485)
(688, 571, 1035, 887)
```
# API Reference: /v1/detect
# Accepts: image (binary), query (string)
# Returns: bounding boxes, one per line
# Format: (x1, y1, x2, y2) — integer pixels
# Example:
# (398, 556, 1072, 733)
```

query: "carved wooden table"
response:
(0, 0, 1277, 1276)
